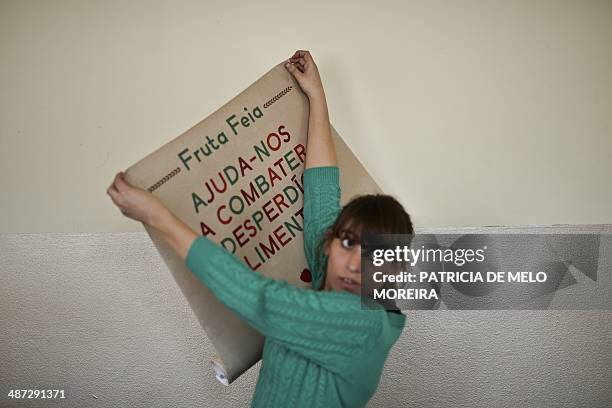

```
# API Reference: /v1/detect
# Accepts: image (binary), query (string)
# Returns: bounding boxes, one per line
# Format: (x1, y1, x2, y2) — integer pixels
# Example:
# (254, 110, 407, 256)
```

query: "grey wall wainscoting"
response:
(1, 229, 610, 407)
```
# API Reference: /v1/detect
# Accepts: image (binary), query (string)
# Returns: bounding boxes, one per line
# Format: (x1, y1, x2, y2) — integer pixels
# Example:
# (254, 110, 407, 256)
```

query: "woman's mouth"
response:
(338, 277, 359, 290)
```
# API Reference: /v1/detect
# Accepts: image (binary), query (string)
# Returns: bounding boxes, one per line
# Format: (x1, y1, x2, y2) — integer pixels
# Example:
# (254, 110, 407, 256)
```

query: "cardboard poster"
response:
(124, 61, 381, 384)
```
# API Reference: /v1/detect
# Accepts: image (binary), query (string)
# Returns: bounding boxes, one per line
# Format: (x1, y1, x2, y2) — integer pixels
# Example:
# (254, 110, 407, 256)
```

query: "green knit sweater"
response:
(185, 166, 406, 407)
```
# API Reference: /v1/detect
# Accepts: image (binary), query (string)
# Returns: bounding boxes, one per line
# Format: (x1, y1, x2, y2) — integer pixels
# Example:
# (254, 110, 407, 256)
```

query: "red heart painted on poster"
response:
(300, 268, 312, 283)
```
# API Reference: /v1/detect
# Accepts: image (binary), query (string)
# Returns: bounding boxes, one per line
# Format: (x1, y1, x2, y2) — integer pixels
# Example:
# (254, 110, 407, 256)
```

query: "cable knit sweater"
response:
(185, 166, 406, 407)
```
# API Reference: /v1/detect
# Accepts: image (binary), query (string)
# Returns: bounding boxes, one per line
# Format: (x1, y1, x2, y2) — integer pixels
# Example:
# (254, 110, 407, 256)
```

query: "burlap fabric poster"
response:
(124, 61, 382, 384)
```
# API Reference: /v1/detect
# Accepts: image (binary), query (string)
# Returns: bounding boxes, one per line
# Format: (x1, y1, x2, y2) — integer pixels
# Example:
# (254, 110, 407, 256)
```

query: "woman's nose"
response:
(348, 247, 361, 273)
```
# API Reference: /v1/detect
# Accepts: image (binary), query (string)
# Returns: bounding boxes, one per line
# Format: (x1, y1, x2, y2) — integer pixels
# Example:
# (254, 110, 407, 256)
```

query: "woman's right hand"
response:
(285, 50, 325, 100)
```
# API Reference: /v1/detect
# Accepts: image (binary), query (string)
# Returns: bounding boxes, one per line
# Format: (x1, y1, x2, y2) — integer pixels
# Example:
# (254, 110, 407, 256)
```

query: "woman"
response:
(107, 50, 413, 407)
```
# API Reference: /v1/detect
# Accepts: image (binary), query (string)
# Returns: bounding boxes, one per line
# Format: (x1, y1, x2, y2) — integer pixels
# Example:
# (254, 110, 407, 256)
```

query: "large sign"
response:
(125, 62, 381, 384)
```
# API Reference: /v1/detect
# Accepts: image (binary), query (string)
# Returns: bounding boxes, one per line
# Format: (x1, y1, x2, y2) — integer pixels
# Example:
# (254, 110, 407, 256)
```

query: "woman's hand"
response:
(106, 171, 168, 226)
(107, 171, 197, 261)
(285, 50, 325, 100)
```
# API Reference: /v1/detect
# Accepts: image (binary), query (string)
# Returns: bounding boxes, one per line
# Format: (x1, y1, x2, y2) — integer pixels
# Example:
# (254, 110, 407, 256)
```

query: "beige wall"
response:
(1, 0, 610, 233)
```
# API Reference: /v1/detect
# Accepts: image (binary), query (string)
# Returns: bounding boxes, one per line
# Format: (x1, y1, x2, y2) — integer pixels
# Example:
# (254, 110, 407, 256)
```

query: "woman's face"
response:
(323, 229, 362, 295)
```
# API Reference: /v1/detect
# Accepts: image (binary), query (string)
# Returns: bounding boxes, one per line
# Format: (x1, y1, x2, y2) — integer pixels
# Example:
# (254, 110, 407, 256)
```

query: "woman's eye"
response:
(340, 238, 354, 248)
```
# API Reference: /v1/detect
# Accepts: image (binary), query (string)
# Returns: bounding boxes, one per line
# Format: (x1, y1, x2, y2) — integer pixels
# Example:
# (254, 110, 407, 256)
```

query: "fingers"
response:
(107, 172, 127, 208)
(284, 61, 303, 77)
(107, 171, 141, 220)
(290, 52, 306, 65)
(288, 54, 305, 67)
(290, 50, 314, 66)
(113, 171, 127, 191)
(107, 183, 124, 209)
(292, 50, 310, 59)
(287, 58, 306, 75)
(107, 177, 118, 194)
(293, 50, 314, 64)
(288, 50, 316, 76)
(290, 53, 305, 62)
(294, 61, 305, 73)
(107, 172, 119, 196)
(292, 57, 306, 72)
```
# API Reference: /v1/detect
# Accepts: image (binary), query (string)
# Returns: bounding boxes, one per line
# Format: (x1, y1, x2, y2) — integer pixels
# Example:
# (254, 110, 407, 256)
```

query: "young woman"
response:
(107, 50, 413, 407)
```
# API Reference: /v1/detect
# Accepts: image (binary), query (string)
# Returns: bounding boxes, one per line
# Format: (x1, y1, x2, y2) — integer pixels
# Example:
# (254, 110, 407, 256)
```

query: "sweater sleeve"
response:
(184, 235, 384, 372)
(303, 166, 341, 290)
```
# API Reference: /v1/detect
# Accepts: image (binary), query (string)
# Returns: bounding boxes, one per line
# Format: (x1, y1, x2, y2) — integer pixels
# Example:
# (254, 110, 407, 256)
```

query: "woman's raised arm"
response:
(285, 50, 337, 169)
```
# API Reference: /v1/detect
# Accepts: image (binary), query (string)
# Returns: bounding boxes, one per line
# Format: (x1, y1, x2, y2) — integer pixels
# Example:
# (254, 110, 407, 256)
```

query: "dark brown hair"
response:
(316, 194, 413, 265)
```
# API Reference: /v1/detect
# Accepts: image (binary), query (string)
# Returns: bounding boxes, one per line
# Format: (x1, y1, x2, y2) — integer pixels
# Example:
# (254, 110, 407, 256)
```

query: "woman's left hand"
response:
(107, 171, 168, 225)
